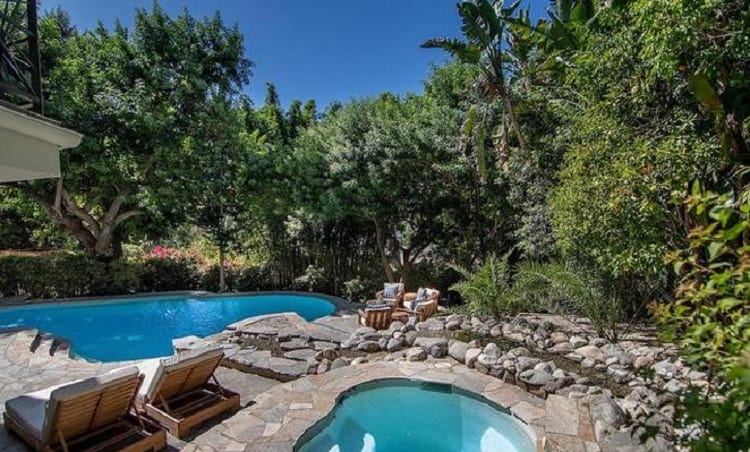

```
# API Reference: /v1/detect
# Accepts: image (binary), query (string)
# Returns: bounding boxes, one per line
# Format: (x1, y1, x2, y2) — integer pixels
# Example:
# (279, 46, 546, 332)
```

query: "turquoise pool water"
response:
(0, 293, 334, 362)
(297, 380, 535, 452)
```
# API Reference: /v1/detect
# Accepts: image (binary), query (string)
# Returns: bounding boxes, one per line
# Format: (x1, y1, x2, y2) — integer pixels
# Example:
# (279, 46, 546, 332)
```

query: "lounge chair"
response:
(397, 288, 440, 322)
(3, 366, 166, 452)
(357, 305, 393, 330)
(136, 347, 240, 439)
(375, 282, 404, 307)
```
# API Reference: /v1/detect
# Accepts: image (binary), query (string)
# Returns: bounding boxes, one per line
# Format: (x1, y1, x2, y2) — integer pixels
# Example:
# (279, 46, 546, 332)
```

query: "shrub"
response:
(200, 264, 238, 292)
(234, 265, 276, 291)
(138, 256, 200, 292)
(292, 265, 327, 292)
(514, 261, 631, 342)
(342, 278, 368, 303)
(655, 186, 750, 449)
(449, 254, 527, 316)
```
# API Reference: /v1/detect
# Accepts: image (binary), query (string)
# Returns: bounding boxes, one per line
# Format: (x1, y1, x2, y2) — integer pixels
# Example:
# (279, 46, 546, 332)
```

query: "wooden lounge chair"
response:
(397, 289, 440, 322)
(375, 282, 404, 308)
(136, 347, 240, 439)
(3, 366, 166, 452)
(357, 305, 393, 330)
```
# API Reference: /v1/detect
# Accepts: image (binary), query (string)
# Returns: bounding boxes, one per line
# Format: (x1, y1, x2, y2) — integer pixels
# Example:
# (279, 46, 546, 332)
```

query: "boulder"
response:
(589, 394, 627, 441)
(581, 358, 596, 368)
(634, 355, 654, 370)
(357, 340, 380, 353)
(508, 347, 530, 358)
(321, 348, 337, 361)
(549, 342, 574, 354)
(386, 338, 402, 352)
(516, 356, 542, 372)
(414, 337, 448, 358)
(445, 320, 462, 331)
(477, 353, 498, 369)
(448, 341, 469, 363)
(490, 324, 503, 337)
(575, 345, 607, 362)
(465, 348, 481, 368)
(317, 359, 331, 373)
(533, 361, 555, 374)
(351, 356, 369, 365)
(550, 331, 569, 344)
(483, 342, 501, 359)
(569, 335, 588, 348)
(415, 318, 444, 333)
(330, 357, 351, 370)
(406, 347, 427, 362)
(519, 369, 553, 386)
(389, 321, 404, 332)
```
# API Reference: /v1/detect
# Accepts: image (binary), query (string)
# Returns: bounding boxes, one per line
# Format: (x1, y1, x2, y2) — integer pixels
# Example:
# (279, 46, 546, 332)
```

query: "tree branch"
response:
(61, 190, 101, 236)
(113, 209, 143, 227)
(103, 195, 125, 225)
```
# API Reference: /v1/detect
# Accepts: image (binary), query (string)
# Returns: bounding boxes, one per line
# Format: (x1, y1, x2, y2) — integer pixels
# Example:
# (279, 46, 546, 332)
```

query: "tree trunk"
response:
(400, 248, 412, 290)
(503, 95, 526, 151)
(24, 182, 141, 261)
(374, 218, 394, 282)
(219, 246, 226, 292)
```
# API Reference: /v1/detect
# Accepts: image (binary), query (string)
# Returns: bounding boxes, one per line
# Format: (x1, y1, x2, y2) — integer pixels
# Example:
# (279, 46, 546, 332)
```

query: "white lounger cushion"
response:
(4, 366, 139, 443)
(5, 384, 58, 441)
(138, 346, 224, 401)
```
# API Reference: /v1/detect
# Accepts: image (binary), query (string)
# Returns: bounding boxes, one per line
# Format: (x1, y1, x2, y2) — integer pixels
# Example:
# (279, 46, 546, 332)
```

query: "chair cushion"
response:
(382, 283, 401, 299)
(5, 366, 138, 443)
(139, 346, 224, 401)
(5, 385, 57, 441)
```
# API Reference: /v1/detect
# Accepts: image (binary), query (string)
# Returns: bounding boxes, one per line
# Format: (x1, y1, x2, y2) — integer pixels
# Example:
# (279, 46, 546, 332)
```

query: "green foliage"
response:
(293, 265, 327, 292)
(448, 254, 524, 315)
(514, 261, 630, 341)
(656, 187, 750, 449)
(0, 254, 282, 298)
(21, 4, 252, 259)
(342, 278, 368, 303)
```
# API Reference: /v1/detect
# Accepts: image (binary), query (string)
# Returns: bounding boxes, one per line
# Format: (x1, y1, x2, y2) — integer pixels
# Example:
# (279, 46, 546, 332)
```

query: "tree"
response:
(423, 0, 526, 160)
(17, 4, 251, 260)
(172, 97, 264, 291)
(297, 94, 467, 287)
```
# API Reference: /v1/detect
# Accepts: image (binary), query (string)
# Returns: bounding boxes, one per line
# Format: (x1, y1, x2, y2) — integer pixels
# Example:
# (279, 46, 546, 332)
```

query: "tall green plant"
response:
(514, 261, 629, 341)
(656, 185, 750, 449)
(449, 254, 522, 315)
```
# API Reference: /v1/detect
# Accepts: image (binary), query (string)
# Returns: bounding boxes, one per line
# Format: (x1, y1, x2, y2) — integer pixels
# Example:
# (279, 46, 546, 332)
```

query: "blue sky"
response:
(48, 0, 548, 109)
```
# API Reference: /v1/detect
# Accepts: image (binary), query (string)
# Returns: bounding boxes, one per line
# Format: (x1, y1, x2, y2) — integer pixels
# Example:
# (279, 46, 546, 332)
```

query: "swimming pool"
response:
(296, 379, 535, 452)
(0, 293, 334, 362)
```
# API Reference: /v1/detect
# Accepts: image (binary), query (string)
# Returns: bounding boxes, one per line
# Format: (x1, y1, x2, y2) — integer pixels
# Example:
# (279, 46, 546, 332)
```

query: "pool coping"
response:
(0, 290, 354, 311)
(184, 360, 599, 452)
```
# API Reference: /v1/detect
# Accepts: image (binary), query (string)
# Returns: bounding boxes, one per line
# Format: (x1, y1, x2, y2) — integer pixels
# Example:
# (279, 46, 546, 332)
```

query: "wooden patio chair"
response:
(357, 305, 393, 330)
(3, 366, 166, 452)
(397, 289, 440, 322)
(374, 282, 405, 308)
(136, 347, 240, 439)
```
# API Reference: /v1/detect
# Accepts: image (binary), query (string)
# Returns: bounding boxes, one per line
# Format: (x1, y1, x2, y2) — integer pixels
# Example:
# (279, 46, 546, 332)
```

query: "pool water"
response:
(297, 380, 535, 452)
(0, 293, 334, 362)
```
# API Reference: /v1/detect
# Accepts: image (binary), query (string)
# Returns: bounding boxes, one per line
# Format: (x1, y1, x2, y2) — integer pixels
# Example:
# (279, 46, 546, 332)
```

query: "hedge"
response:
(0, 254, 279, 299)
